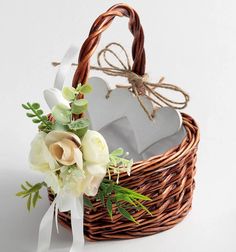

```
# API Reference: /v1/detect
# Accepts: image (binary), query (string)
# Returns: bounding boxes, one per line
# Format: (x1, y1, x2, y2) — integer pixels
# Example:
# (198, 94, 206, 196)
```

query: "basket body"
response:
(48, 113, 199, 241)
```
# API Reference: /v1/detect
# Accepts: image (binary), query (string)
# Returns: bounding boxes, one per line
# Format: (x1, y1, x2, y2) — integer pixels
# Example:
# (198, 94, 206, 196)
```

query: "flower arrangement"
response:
(17, 83, 152, 223)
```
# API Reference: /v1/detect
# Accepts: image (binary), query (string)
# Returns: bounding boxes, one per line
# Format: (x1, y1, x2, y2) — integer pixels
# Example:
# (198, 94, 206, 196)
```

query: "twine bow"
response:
(52, 42, 189, 120)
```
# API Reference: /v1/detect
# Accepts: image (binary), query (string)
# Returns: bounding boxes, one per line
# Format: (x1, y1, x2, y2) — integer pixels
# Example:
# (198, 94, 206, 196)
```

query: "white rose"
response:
(84, 163, 107, 196)
(82, 130, 109, 164)
(29, 132, 59, 173)
(81, 130, 110, 196)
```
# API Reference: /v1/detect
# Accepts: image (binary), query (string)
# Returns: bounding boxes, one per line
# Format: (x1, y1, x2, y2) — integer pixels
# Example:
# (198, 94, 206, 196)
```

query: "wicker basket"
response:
(48, 3, 200, 241)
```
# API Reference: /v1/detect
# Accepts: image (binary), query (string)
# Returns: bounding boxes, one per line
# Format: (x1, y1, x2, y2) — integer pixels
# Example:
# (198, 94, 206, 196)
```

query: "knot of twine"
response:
(90, 42, 189, 120)
(52, 42, 190, 120)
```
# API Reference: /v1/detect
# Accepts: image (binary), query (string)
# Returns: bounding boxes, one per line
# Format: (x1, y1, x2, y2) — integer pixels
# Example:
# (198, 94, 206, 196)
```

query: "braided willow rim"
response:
(48, 113, 199, 241)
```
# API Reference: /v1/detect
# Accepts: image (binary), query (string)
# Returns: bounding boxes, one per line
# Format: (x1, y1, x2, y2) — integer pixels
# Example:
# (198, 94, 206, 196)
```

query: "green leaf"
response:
(32, 118, 41, 123)
(135, 200, 152, 216)
(22, 104, 30, 110)
(27, 183, 43, 194)
(75, 83, 82, 92)
(26, 181, 33, 187)
(80, 84, 92, 94)
(71, 99, 88, 115)
(32, 103, 40, 109)
(41, 115, 48, 121)
(26, 113, 36, 118)
(98, 190, 105, 206)
(98, 180, 151, 223)
(106, 196, 113, 219)
(115, 193, 136, 206)
(68, 118, 89, 137)
(52, 103, 71, 124)
(118, 207, 138, 224)
(17, 181, 45, 211)
(106, 183, 113, 195)
(27, 194, 32, 211)
(21, 184, 27, 191)
(23, 102, 52, 131)
(32, 191, 39, 208)
(84, 197, 94, 209)
(16, 191, 26, 197)
(62, 86, 76, 101)
(37, 109, 44, 115)
(111, 148, 124, 157)
(68, 118, 89, 130)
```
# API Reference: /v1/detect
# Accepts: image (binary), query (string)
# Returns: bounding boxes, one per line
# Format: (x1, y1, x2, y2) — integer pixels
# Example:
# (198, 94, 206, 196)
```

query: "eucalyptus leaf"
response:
(80, 84, 92, 94)
(52, 103, 71, 124)
(71, 99, 88, 115)
(62, 86, 76, 101)
(68, 118, 89, 137)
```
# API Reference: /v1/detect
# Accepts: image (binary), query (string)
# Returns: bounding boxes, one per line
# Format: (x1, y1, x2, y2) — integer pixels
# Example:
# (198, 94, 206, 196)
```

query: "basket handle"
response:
(72, 3, 146, 88)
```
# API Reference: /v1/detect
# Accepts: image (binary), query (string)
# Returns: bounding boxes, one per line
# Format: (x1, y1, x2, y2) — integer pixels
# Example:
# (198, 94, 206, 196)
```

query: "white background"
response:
(0, 0, 236, 251)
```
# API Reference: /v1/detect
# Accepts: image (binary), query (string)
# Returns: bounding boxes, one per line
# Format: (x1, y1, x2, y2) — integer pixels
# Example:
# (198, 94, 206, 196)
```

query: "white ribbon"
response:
(54, 45, 79, 90)
(44, 45, 80, 110)
(37, 192, 84, 252)
(38, 45, 84, 252)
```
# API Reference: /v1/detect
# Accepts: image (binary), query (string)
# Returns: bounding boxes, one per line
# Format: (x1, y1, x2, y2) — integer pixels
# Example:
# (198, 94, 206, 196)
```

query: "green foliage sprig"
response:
(108, 148, 133, 183)
(93, 179, 152, 224)
(50, 83, 93, 138)
(16, 181, 46, 211)
(22, 102, 53, 133)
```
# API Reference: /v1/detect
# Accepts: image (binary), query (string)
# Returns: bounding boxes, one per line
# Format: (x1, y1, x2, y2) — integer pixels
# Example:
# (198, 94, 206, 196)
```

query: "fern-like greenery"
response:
(91, 179, 152, 224)
(22, 102, 53, 132)
(16, 181, 46, 211)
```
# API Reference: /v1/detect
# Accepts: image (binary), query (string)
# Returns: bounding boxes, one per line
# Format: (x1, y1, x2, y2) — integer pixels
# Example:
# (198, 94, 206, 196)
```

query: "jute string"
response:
(52, 42, 190, 120)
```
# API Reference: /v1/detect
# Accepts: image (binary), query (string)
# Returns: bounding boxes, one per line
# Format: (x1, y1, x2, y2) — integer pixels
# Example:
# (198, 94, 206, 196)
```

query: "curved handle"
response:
(72, 3, 146, 88)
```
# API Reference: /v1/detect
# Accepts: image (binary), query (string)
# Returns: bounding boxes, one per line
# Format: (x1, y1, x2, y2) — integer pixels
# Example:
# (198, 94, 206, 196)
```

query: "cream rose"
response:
(29, 132, 59, 173)
(29, 130, 109, 197)
(45, 131, 83, 171)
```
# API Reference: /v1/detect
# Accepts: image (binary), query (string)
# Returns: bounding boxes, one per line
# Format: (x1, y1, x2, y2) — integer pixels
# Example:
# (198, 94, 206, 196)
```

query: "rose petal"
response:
(84, 163, 107, 196)
(45, 130, 81, 148)
(74, 148, 83, 171)
(29, 132, 59, 172)
(49, 139, 77, 165)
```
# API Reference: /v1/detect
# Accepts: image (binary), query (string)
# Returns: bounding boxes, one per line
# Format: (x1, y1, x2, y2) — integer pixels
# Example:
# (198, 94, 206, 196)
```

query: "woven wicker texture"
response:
(48, 3, 200, 241)
(48, 113, 199, 241)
